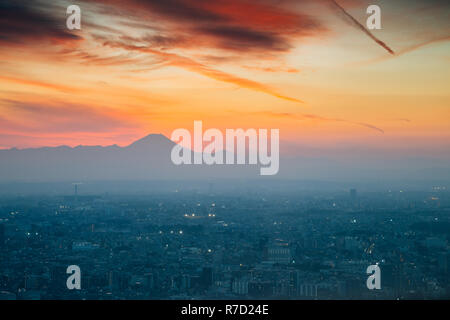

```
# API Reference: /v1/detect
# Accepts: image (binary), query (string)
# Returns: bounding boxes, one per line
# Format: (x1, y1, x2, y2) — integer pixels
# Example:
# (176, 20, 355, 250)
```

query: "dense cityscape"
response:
(0, 183, 449, 300)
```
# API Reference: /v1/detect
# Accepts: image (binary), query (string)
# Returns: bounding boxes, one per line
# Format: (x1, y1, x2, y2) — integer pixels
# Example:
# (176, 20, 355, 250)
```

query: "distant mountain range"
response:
(0, 134, 260, 182)
(0, 134, 449, 184)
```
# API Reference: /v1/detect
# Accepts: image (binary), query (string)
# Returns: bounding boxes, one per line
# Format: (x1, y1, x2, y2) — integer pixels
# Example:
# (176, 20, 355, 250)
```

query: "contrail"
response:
(395, 36, 450, 56)
(350, 36, 450, 66)
(330, 0, 395, 55)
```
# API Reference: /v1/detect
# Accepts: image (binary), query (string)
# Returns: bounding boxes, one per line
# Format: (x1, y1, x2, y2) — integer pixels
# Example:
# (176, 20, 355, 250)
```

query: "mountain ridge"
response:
(0, 133, 260, 182)
(0, 133, 174, 152)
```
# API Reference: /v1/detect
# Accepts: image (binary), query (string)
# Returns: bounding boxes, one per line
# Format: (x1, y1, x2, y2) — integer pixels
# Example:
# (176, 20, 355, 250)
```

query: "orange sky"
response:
(0, 0, 449, 158)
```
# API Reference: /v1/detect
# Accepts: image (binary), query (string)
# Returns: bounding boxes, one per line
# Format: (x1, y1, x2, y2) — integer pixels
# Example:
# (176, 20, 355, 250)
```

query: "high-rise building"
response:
(299, 284, 318, 298)
(0, 224, 4, 247)
(232, 278, 249, 295)
(267, 244, 292, 264)
(200, 267, 213, 288)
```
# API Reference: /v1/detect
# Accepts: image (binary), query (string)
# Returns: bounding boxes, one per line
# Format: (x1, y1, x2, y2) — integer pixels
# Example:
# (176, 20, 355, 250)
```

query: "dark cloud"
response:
(85, 0, 325, 53)
(0, 0, 81, 46)
(131, 0, 226, 23)
(196, 25, 291, 52)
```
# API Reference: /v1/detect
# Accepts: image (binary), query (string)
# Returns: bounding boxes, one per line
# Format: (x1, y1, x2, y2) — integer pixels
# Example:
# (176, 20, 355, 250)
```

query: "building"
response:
(267, 244, 292, 264)
(298, 284, 318, 298)
(232, 278, 249, 295)
(0, 224, 4, 247)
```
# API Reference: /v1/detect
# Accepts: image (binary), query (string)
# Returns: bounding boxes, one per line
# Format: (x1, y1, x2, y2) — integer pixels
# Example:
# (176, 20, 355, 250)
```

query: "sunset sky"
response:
(0, 0, 449, 161)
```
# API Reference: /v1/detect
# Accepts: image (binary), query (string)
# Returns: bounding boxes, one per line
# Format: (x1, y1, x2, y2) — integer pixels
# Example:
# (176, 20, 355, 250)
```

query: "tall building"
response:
(267, 244, 292, 264)
(0, 223, 4, 247)
(200, 267, 213, 288)
(299, 284, 318, 298)
(232, 278, 249, 295)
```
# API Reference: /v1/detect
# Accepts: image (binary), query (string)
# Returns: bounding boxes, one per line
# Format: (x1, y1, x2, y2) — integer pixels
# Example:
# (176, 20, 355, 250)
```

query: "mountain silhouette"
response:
(1, 134, 448, 184)
(0, 134, 259, 182)
(126, 133, 175, 149)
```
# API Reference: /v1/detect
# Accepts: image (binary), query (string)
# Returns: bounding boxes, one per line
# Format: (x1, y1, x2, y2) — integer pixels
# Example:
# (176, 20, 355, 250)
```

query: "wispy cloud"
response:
(0, 98, 138, 134)
(246, 111, 385, 134)
(0, 76, 79, 93)
(103, 40, 304, 103)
